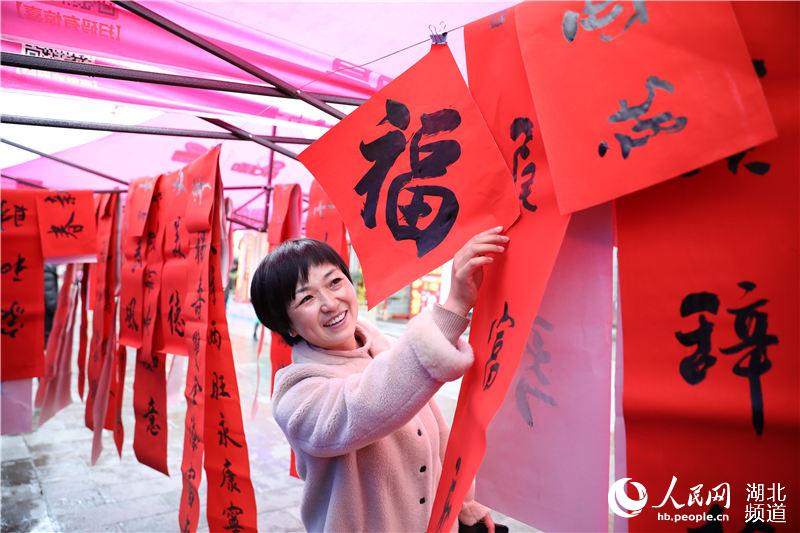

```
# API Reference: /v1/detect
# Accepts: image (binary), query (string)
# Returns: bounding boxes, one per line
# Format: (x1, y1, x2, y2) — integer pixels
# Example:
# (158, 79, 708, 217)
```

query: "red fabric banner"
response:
(179, 145, 258, 533)
(305, 180, 349, 265)
(428, 10, 571, 532)
(1, 189, 45, 381)
(616, 3, 798, 530)
(515, 1, 777, 214)
(35, 190, 98, 262)
(299, 43, 520, 307)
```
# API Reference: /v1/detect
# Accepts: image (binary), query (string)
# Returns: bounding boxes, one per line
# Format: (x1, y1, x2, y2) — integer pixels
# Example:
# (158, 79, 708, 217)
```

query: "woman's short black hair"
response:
(250, 238, 352, 346)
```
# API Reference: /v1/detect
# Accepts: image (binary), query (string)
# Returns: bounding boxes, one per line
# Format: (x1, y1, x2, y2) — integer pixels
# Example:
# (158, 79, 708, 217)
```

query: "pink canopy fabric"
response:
(1, 1, 516, 213)
(2, 112, 313, 225)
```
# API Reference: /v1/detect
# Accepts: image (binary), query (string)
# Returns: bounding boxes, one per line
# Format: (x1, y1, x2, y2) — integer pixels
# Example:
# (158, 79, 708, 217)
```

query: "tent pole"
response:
(1, 115, 316, 145)
(1, 173, 47, 189)
(231, 189, 267, 216)
(0, 52, 364, 107)
(1, 138, 130, 186)
(202, 118, 299, 160)
(1, 173, 127, 193)
(113, 1, 347, 120)
(228, 216, 263, 232)
(263, 125, 278, 234)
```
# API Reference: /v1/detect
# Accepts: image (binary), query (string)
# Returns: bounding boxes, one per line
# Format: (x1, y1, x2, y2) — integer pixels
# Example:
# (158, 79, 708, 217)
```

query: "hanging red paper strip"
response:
(158, 169, 191, 356)
(306, 180, 349, 266)
(515, 1, 777, 214)
(84, 193, 121, 464)
(77, 264, 90, 400)
(179, 145, 258, 533)
(616, 3, 798, 530)
(131, 175, 170, 475)
(299, 43, 520, 307)
(35, 264, 79, 425)
(267, 184, 302, 399)
(111, 343, 127, 456)
(35, 190, 98, 262)
(428, 10, 571, 532)
(267, 184, 302, 248)
(119, 177, 157, 348)
(1, 189, 45, 381)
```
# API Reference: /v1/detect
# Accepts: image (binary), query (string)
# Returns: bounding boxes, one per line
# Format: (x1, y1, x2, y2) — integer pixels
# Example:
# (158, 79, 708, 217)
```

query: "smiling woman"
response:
(250, 232, 507, 532)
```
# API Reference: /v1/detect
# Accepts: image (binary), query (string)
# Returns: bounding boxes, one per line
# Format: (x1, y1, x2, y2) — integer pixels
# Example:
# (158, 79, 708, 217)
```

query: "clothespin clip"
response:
(429, 22, 448, 44)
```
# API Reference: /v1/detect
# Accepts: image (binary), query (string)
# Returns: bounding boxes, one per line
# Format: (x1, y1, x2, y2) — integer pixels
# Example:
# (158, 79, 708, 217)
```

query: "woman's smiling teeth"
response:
(324, 311, 347, 327)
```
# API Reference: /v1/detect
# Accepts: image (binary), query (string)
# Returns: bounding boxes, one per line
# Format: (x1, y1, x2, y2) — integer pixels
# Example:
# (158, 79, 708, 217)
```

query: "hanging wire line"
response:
(173, 1, 464, 130)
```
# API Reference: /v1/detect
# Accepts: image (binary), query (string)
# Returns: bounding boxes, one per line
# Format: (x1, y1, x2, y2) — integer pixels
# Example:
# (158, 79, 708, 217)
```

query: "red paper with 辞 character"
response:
(515, 1, 776, 213)
(616, 3, 798, 530)
(1, 190, 45, 380)
(299, 43, 520, 307)
(36, 190, 98, 263)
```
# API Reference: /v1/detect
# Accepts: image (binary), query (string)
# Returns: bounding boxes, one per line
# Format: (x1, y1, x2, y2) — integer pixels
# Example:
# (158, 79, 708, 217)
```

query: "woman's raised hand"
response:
(442, 226, 509, 317)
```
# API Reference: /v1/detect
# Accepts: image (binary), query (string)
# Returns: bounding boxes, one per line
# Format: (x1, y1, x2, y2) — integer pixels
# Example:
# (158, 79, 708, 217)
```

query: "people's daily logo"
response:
(608, 477, 649, 518)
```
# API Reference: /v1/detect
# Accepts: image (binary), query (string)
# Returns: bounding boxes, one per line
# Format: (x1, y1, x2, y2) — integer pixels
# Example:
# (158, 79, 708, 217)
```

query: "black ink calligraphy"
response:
(211, 371, 231, 400)
(143, 397, 161, 436)
(48, 212, 84, 239)
(1, 253, 27, 282)
(1, 200, 27, 230)
(355, 99, 461, 257)
(217, 411, 242, 448)
(435, 457, 461, 533)
(515, 316, 556, 428)
(676, 283, 778, 435)
(220, 458, 241, 493)
(563, 0, 648, 43)
(510, 117, 538, 212)
(601, 76, 687, 159)
(1, 301, 25, 338)
(172, 217, 186, 258)
(124, 298, 139, 332)
(484, 302, 516, 390)
(168, 290, 186, 337)
(44, 192, 76, 207)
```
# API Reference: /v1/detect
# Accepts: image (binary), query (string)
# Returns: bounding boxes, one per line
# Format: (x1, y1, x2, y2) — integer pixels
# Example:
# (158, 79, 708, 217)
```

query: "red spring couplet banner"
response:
(616, 3, 798, 531)
(266, 183, 302, 400)
(515, 1, 776, 213)
(179, 145, 258, 533)
(119, 176, 158, 349)
(1, 189, 45, 380)
(299, 43, 520, 307)
(85, 193, 121, 464)
(159, 169, 191, 356)
(427, 9, 571, 533)
(306, 179, 349, 266)
(77, 264, 90, 400)
(131, 175, 169, 475)
(36, 190, 98, 263)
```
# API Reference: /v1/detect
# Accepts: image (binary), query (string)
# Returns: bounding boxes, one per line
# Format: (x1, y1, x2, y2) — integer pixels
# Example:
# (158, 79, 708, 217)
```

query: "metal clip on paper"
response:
(429, 23, 448, 45)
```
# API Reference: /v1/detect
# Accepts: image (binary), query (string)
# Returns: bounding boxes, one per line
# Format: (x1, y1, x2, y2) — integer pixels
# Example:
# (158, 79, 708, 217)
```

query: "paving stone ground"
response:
(1, 302, 533, 532)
